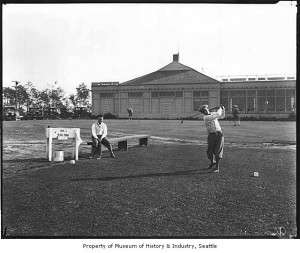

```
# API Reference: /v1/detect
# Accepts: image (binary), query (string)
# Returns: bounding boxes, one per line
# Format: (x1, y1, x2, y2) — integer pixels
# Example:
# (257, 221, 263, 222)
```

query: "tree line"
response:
(3, 82, 91, 115)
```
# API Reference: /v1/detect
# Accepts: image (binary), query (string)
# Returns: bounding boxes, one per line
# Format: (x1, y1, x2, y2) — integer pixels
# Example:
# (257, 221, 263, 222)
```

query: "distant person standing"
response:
(199, 104, 225, 173)
(127, 108, 133, 120)
(90, 114, 115, 159)
(232, 105, 240, 126)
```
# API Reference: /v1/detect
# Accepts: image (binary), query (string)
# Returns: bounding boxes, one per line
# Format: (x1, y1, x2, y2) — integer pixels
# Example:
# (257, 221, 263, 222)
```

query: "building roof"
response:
(120, 57, 220, 86)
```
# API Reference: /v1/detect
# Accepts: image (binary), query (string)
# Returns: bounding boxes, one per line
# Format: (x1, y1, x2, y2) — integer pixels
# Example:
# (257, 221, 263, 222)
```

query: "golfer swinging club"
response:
(127, 108, 133, 120)
(199, 104, 225, 173)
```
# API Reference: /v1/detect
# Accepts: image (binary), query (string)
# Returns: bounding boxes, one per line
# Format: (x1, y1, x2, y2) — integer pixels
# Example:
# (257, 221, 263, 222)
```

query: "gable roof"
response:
(158, 61, 192, 71)
(120, 59, 220, 86)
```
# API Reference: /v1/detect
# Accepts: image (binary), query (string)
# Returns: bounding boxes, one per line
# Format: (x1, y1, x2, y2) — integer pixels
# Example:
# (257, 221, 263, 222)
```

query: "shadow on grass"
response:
(2, 155, 90, 163)
(2, 158, 48, 164)
(71, 168, 213, 182)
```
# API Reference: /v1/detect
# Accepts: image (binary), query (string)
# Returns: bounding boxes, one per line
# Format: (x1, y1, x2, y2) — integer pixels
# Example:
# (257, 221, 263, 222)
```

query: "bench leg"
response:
(139, 137, 148, 147)
(118, 141, 128, 151)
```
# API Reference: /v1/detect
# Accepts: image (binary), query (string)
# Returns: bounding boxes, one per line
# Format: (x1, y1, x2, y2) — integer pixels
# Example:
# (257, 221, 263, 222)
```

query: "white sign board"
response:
(46, 127, 83, 161)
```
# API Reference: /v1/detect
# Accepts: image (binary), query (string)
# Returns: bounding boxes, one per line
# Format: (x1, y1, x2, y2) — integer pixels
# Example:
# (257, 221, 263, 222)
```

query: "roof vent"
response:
(173, 53, 179, 62)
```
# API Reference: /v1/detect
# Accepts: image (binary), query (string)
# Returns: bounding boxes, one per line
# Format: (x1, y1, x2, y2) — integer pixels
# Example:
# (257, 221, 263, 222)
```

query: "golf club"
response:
(180, 106, 222, 123)
(181, 112, 202, 123)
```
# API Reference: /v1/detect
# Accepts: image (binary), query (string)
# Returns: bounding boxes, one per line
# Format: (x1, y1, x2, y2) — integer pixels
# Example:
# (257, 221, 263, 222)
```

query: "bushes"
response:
(288, 111, 296, 121)
(224, 115, 296, 122)
(90, 113, 296, 121)
(90, 114, 98, 119)
(90, 113, 118, 119)
(104, 112, 117, 119)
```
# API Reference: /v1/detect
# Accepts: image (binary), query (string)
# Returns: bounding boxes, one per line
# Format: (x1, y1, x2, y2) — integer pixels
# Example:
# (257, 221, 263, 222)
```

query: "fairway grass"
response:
(2, 120, 296, 238)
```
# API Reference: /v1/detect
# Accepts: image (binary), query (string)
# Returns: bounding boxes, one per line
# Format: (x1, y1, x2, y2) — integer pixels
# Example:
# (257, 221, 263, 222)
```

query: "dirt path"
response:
(2, 132, 296, 164)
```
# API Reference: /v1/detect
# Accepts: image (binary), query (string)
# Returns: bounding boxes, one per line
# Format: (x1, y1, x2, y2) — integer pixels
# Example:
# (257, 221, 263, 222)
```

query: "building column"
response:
(284, 89, 287, 114)
(245, 90, 248, 114)
(255, 90, 257, 113)
(150, 91, 152, 114)
(183, 91, 185, 114)
(118, 89, 121, 116)
(275, 90, 277, 113)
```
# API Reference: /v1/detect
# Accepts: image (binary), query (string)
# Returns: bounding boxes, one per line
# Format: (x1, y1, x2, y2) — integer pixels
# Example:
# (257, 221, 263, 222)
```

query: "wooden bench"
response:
(87, 134, 150, 151)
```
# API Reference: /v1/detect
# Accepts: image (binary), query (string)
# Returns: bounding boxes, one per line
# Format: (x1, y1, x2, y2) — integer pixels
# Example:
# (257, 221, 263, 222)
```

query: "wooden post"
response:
(46, 128, 53, 161)
(74, 129, 81, 161)
(48, 136, 52, 161)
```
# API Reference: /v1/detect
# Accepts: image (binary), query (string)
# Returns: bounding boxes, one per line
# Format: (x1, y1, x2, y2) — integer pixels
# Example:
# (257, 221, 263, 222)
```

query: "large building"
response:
(91, 54, 296, 119)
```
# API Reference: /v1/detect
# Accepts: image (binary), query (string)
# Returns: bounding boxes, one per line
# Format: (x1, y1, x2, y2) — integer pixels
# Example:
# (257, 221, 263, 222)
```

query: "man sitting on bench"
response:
(90, 114, 115, 159)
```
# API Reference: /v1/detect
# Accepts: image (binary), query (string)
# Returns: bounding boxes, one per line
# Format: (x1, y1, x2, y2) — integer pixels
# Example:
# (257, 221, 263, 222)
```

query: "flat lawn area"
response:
(1, 119, 296, 238)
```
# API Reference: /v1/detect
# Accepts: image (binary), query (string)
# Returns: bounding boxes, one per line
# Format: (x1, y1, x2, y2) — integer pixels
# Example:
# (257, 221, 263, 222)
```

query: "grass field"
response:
(1, 119, 297, 238)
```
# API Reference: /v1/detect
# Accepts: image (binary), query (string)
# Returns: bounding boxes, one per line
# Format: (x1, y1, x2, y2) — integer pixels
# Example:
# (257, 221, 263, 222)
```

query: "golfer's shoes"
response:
(212, 167, 220, 173)
(207, 162, 216, 170)
(89, 156, 102, 159)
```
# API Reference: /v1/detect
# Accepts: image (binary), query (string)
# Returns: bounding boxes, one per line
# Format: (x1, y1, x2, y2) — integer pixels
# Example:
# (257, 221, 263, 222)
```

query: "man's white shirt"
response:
(92, 122, 108, 140)
(203, 108, 225, 133)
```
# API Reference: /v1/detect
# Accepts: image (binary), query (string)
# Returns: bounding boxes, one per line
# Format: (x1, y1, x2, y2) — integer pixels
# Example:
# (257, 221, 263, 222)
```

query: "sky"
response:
(2, 1, 297, 97)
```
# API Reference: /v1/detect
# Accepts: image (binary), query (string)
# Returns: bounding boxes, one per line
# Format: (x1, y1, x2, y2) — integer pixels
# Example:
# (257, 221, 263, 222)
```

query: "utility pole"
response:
(12, 81, 19, 111)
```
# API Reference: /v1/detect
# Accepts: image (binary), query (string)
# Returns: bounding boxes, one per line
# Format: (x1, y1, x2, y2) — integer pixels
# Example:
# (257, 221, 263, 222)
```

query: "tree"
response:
(76, 83, 90, 106)
(3, 87, 15, 105)
(39, 89, 51, 107)
(49, 86, 65, 107)
(30, 88, 41, 106)
(68, 83, 91, 108)
(16, 85, 30, 109)
(24, 82, 35, 111)
(69, 94, 77, 107)
(3, 82, 90, 113)
(3, 84, 29, 112)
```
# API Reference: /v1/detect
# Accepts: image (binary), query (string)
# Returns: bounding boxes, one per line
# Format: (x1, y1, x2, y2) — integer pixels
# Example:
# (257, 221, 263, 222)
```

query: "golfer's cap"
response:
(233, 105, 239, 108)
(199, 104, 208, 112)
